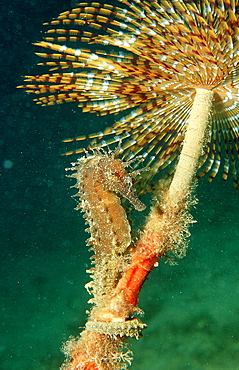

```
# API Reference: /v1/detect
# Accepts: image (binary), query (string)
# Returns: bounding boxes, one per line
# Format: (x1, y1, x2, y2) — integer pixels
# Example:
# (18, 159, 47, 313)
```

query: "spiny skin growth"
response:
(68, 147, 145, 303)
(19, 0, 239, 190)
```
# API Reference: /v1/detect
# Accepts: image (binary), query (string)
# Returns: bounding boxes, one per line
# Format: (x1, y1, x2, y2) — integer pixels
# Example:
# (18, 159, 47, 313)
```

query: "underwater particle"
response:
(3, 159, 14, 169)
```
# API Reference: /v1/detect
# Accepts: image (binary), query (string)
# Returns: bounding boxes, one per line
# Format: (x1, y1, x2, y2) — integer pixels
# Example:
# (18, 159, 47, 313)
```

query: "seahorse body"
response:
(69, 149, 145, 302)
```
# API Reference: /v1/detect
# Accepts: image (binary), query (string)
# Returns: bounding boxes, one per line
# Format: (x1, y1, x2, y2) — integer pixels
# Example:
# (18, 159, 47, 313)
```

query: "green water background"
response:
(1, 0, 239, 369)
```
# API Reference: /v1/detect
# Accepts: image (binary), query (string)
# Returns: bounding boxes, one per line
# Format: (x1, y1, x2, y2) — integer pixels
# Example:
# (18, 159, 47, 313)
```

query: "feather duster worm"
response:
(19, 0, 239, 191)
(18, 1, 239, 369)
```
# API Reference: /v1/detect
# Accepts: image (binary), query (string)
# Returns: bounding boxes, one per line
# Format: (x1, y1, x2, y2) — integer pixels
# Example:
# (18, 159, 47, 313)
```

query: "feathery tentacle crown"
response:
(20, 0, 239, 189)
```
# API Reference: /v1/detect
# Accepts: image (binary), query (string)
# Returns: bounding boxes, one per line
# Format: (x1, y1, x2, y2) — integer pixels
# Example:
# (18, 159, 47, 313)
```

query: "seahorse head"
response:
(94, 155, 146, 212)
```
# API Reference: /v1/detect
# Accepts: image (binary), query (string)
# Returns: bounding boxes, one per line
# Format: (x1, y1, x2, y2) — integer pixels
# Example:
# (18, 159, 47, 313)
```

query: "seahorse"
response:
(67, 147, 146, 303)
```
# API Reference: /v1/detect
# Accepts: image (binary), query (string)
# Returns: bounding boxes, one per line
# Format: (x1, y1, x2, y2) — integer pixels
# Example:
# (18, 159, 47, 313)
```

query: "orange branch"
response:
(115, 230, 163, 306)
